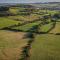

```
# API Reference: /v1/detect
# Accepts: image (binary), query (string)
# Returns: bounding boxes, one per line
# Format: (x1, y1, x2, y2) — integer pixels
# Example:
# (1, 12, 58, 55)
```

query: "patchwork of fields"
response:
(0, 4, 60, 60)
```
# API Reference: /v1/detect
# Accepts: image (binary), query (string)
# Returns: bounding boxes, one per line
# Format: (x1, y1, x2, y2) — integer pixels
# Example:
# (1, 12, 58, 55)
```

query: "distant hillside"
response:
(47, 2, 60, 4)
(29, 2, 60, 10)
(0, 3, 35, 8)
(0, 2, 60, 10)
(30, 2, 60, 4)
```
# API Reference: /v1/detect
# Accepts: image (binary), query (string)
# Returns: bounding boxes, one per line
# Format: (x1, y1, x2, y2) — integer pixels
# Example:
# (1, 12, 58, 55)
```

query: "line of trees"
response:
(0, 6, 9, 11)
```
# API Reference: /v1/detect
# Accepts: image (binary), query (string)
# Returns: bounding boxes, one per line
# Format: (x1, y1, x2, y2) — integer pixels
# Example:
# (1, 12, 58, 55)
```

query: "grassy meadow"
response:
(30, 34, 60, 60)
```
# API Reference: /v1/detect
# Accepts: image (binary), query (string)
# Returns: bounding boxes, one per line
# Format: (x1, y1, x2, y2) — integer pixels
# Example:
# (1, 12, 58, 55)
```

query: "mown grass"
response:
(30, 34, 60, 60)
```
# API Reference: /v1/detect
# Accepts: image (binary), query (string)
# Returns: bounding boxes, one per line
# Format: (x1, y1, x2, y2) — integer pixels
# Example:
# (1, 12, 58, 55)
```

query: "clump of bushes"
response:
(53, 13, 60, 19)
(0, 6, 9, 16)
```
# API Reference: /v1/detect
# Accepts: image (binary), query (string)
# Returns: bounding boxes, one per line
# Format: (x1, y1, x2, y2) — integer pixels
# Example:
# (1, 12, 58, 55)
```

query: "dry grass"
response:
(0, 30, 27, 60)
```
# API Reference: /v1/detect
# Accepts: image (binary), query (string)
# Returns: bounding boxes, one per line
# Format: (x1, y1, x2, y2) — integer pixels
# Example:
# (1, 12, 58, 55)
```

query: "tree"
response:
(0, 6, 9, 11)
(53, 13, 60, 19)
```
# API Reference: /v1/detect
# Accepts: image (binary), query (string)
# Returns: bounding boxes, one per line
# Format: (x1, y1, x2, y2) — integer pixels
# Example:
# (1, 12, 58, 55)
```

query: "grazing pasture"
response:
(30, 34, 60, 60)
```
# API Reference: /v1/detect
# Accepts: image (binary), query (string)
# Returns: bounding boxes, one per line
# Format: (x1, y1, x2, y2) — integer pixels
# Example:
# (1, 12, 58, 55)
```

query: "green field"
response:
(11, 21, 41, 31)
(0, 17, 19, 29)
(30, 34, 60, 60)
(39, 22, 53, 32)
